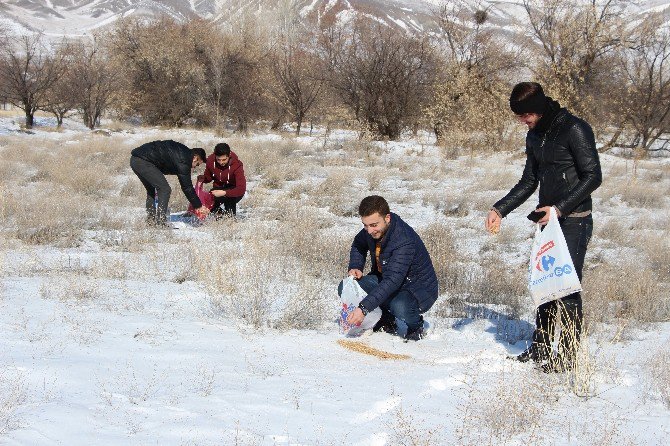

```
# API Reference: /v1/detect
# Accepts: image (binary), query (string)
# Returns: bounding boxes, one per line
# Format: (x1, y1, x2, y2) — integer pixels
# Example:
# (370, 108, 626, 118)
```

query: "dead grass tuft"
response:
(584, 263, 668, 323)
(647, 343, 670, 408)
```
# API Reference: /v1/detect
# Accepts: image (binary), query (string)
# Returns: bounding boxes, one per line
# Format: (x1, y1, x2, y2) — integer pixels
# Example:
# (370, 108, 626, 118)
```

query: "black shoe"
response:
(514, 345, 550, 363)
(373, 313, 397, 334)
(404, 325, 425, 342)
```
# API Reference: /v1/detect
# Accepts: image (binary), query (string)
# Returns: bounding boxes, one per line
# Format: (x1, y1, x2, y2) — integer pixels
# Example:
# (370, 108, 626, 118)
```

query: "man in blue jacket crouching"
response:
(339, 195, 439, 341)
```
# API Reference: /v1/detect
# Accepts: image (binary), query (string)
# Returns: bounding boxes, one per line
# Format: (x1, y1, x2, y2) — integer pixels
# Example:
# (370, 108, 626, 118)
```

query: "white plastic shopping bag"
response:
(339, 276, 382, 336)
(528, 207, 582, 307)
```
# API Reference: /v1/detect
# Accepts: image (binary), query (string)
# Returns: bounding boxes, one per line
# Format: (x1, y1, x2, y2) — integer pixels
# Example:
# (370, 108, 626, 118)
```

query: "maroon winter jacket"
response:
(200, 151, 246, 198)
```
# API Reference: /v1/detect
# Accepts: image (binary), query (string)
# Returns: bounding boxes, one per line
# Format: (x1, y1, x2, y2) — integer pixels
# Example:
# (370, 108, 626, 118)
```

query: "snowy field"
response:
(0, 113, 669, 445)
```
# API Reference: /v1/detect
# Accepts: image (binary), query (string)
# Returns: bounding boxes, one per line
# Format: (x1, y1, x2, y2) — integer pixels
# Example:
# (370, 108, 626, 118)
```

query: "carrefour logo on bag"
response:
(535, 255, 555, 272)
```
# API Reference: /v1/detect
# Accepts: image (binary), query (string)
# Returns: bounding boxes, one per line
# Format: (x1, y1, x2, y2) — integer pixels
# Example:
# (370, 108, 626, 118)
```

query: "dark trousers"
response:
(212, 187, 242, 216)
(130, 156, 170, 224)
(532, 215, 593, 361)
(338, 275, 423, 332)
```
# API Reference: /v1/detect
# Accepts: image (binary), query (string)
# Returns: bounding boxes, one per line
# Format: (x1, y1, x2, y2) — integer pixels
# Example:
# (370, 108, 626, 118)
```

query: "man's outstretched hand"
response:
(348, 269, 363, 279)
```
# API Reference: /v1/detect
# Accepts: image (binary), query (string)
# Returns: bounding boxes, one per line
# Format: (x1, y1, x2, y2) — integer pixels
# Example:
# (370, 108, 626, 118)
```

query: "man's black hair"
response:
(359, 195, 390, 217)
(214, 143, 231, 157)
(192, 147, 207, 162)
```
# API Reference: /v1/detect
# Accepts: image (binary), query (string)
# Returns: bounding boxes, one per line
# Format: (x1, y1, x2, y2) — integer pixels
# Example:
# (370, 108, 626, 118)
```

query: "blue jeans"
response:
(533, 215, 593, 360)
(338, 275, 423, 332)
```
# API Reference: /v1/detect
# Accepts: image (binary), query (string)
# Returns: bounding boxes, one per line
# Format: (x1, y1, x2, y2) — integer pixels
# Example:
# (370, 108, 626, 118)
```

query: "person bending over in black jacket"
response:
(130, 140, 210, 227)
(485, 82, 602, 372)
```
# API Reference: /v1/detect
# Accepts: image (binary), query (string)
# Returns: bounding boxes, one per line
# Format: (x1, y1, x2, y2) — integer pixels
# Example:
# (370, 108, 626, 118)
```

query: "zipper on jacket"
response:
(563, 171, 571, 190)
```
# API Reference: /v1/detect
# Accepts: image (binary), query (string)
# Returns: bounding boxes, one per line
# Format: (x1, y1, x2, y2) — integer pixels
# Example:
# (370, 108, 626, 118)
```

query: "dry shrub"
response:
(231, 139, 297, 177)
(200, 214, 341, 330)
(120, 177, 144, 198)
(276, 206, 347, 280)
(419, 223, 460, 290)
(0, 159, 22, 184)
(9, 188, 92, 247)
(641, 234, 670, 282)
(594, 219, 634, 247)
(366, 166, 387, 191)
(309, 168, 361, 217)
(647, 343, 670, 408)
(346, 139, 383, 164)
(0, 368, 28, 435)
(421, 222, 525, 318)
(259, 163, 302, 189)
(275, 272, 336, 330)
(473, 257, 526, 318)
(618, 179, 665, 208)
(481, 168, 523, 192)
(205, 233, 288, 329)
(388, 406, 444, 445)
(40, 274, 102, 302)
(583, 263, 668, 323)
(287, 182, 313, 199)
(458, 369, 551, 445)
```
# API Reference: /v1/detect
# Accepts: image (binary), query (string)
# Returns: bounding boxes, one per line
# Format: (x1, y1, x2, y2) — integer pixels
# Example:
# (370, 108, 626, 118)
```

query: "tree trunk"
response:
(25, 110, 34, 129)
(296, 113, 303, 136)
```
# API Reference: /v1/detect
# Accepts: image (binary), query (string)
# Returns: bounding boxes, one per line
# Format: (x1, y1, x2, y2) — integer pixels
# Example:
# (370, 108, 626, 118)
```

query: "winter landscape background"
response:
(0, 111, 669, 445)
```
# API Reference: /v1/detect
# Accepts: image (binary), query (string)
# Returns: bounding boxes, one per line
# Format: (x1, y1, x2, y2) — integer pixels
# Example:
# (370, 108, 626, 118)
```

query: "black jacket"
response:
(131, 140, 202, 208)
(348, 213, 439, 313)
(494, 108, 602, 217)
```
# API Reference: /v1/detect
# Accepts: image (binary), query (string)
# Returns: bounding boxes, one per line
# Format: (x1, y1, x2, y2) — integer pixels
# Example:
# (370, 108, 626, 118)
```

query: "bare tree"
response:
(67, 37, 119, 129)
(108, 17, 209, 127)
(40, 42, 78, 128)
(0, 33, 67, 128)
(427, 3, 519, 149)
(202, 15, 271, 133)
(321, 19, 436, 140)
(523, 0, 627, 120)
(268, 33, 324, 135)
(613, 14, 670, 154)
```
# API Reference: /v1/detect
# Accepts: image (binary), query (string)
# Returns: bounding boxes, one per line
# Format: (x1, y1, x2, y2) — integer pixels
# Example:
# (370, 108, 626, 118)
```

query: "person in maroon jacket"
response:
(198, 143, 246, 217)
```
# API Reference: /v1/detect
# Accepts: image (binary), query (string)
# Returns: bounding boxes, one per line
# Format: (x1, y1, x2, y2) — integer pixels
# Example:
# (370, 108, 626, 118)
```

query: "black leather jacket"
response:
(494, 109, 602, 217)
(131, 140, 202, 208)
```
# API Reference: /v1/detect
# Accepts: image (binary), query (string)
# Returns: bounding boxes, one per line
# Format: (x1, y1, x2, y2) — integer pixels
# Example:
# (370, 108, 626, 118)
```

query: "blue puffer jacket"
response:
(348, 213, 439, 313)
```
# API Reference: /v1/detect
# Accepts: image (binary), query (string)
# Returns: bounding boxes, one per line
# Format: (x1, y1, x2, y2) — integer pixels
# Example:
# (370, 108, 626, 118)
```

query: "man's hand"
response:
(348, 269, 363, 279)
(195, 206, 210, 218)
(535, 206, 559, 225)
(485, 209, 501, 234)
(211, 190, 227, 198)
(346, 307, 365, 326)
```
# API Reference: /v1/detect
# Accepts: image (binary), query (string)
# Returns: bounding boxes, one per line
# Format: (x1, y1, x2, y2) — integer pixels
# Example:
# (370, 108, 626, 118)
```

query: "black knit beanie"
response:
(509, 83, 547, 115)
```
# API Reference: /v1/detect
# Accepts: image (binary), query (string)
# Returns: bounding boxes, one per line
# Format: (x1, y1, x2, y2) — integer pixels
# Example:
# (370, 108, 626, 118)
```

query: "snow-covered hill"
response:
(1, 0, 668, 38)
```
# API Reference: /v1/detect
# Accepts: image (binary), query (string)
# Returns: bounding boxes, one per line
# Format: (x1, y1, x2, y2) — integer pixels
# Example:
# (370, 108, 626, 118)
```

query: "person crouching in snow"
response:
(198, 142, 246, 217)
(339, 196, 439, 341)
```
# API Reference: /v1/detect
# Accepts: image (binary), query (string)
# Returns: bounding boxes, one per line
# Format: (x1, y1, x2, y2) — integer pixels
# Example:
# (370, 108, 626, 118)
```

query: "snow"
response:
(1, 114, 669, 444)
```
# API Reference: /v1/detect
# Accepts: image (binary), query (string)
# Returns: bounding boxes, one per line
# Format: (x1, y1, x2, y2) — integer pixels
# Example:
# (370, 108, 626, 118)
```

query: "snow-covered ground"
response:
(1, 114, 669, 445)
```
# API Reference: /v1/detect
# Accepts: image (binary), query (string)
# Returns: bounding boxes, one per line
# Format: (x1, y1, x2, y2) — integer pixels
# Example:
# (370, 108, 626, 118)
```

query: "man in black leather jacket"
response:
(485, 82, 602, 372)
(130, 140, 210, 226)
